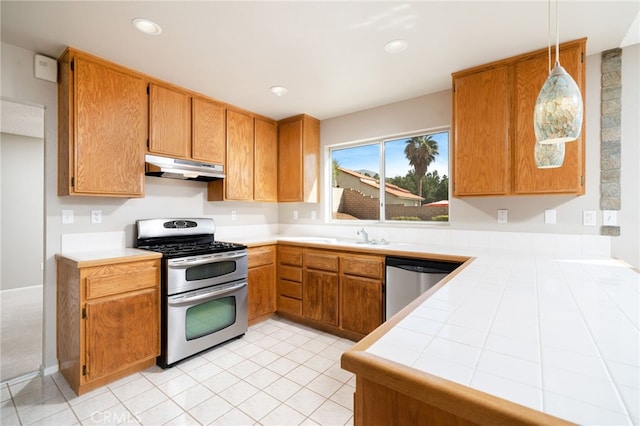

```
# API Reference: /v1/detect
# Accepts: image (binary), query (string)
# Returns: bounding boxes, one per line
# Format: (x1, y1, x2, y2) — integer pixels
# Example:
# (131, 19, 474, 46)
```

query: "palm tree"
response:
(404, 136, 439, 197)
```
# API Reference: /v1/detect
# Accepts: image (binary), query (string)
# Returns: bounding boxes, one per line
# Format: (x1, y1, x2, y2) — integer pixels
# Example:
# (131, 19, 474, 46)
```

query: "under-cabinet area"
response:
(56, 251, 161, 395)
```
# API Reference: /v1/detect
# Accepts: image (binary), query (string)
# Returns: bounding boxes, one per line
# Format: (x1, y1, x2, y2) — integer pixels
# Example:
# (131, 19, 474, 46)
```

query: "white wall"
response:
(615, 43, 639, 268)
(0, 133, 44, 290)
(314, 47, 640, 268)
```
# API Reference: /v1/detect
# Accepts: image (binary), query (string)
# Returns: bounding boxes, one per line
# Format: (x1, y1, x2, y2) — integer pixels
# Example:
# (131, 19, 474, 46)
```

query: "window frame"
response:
(326, 126, 450, 225)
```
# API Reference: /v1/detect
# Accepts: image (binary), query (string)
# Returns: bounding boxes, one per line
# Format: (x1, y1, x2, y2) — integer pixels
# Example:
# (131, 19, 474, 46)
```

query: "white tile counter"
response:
(263, 233, 638, 425)
(365, 253, 639, 425)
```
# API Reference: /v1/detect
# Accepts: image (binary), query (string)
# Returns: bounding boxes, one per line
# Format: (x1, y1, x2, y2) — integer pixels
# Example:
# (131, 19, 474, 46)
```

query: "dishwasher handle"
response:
(386, 256, 460, 274)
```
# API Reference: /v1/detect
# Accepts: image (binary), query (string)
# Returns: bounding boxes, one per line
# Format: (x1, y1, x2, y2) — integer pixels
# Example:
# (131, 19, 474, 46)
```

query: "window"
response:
(330, 130, 449, 222)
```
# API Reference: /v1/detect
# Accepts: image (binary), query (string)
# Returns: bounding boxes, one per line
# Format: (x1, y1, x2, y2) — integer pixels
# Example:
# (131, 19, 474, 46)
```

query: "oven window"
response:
(185, 261, 237, 281)
(185, 296, 236, 340)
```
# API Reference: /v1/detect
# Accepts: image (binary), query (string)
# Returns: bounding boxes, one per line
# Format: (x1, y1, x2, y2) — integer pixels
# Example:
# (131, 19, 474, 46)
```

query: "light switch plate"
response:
(583, 210, 596, 226)
(603, 210, 618, 226)
(544, 209, 557, 224)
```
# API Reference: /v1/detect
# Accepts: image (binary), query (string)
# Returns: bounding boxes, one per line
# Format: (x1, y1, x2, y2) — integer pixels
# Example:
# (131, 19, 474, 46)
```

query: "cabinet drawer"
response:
(278, 246, 303, 266)
(248, 246, 275, 269)
(305, 250, 339, 272)
(85, 266, 158, 300)
(342, 255, 384, 279)
(278, 279, 302, 299)
(278, 295, 302, 316)
(279, 265, 302, 282)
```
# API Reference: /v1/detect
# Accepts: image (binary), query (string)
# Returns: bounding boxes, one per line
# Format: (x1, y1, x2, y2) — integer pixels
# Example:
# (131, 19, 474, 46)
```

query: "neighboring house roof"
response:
(424, 200, 449, 207)
(338, 167, 424, 201)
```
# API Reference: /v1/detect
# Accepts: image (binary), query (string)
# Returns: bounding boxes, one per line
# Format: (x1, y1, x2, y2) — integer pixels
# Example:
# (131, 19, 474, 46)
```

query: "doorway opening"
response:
(0, 99, 45, 382)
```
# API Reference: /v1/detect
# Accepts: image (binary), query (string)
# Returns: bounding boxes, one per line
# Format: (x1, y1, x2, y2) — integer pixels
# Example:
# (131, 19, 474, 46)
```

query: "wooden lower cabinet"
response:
(56, 255, 161, 395)
(277, 245, 304, 316)
(341, 275, 382, 336)
(304, 269, 339, 326)
(341, 254, 384, 336)
(275, 245, 384, 340)
(248, 246, 276, 323)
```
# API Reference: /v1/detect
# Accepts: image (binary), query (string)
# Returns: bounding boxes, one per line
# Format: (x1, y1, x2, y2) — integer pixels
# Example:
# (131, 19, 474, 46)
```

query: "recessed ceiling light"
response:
(132, 18, 162, 35)
(385, 39, 408, 54)
(270, 86, 288, 96)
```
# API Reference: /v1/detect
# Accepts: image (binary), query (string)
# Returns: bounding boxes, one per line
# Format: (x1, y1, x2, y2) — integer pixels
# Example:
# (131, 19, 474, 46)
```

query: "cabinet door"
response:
(342, 275, 382, 335)
(303, 269, 339, 326)
(71, 56, 147, 196)
(226, 109, 254, 200)
(248, 264, 276, 321)
(278, 119, 303, 201)
(513, 43, 585, 194)
(192, 97, 226, 164)
(452, 66, 510, 196)
(254, 118, 278, 202)
(85, 288, 159, 383)
(149, 84, 191, 158)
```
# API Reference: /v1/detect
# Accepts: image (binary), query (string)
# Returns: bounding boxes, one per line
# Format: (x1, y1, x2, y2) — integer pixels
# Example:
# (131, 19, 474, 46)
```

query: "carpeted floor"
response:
(0, 285, 42, 382)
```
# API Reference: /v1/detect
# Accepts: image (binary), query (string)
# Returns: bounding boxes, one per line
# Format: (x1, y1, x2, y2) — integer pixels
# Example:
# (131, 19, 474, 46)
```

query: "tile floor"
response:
(1, 316, 355, 425)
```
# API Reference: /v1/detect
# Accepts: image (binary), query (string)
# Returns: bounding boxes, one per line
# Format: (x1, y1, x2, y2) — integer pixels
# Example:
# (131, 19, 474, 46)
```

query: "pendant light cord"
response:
(555, 0, 560, 66)
(547, 0, 551, 73)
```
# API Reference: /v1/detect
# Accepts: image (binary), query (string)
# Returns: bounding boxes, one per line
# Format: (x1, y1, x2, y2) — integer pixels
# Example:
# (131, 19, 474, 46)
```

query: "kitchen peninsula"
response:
(243, 236, 639, 426)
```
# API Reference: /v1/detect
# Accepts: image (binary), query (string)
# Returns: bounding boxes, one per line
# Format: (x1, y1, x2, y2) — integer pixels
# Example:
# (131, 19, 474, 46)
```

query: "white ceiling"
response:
(1, 1, 638, 121)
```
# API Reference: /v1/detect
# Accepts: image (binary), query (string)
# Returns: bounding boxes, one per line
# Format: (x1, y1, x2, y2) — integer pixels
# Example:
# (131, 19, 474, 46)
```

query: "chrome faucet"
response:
(357, 228, 369, 244)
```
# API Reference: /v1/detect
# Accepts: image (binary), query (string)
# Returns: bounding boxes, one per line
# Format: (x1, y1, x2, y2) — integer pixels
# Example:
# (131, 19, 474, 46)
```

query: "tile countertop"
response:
(56, 248, 162, 267)
(266, 236, 639, 425)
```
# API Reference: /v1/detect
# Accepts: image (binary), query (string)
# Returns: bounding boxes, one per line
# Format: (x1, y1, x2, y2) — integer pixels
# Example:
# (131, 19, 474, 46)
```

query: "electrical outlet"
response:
(497, 209, 508, 224)
(544, 209, 557, 224)
(231, 211, 237, 221)
(90, 209, 102, 224)
(293, 210, 299, 220)
(311, 211, 317, 220)
(61, 209, 74, 224)
(603, 210, 618, 226)
(583, 210, 596, 226)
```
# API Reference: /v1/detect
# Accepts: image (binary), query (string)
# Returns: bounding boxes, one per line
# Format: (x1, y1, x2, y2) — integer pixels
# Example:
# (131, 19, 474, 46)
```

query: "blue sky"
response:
(332, 131, 449, 179)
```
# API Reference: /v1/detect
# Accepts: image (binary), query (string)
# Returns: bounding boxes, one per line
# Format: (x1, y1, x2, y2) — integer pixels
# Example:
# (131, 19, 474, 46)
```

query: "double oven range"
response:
(136, 218, 248, 367)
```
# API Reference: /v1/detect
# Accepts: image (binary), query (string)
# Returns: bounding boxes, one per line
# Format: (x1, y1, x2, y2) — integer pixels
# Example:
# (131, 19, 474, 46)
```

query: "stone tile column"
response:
(600, 48, 622, 236)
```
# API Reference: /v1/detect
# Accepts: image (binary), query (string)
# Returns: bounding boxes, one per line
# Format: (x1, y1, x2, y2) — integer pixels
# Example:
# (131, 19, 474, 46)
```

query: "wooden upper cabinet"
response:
(58, 49, 147, 197)
(451, 38, 586, 197)
(192, 97, 226, 164)
(513, 42, 585, 194)
(254, 118, 278, 202)
(277, 114, 320, 202)
(452, 66, 510, 196)
(148, 83, 191, 158)
(225, 109, 255, 200)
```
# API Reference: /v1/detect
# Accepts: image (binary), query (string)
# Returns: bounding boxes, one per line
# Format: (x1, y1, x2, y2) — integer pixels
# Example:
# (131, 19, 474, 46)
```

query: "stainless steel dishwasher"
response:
(385, 257, 461, 320)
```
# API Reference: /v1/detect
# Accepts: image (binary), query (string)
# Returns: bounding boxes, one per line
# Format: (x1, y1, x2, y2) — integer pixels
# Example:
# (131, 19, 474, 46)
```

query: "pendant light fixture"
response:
(534, 139, 565, 168)
(533, 0, 583, 146)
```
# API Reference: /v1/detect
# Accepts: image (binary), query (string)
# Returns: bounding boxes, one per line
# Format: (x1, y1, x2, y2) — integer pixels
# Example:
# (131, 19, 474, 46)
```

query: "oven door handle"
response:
(169, 251, 246, 268)
(168, 281, 247, 306)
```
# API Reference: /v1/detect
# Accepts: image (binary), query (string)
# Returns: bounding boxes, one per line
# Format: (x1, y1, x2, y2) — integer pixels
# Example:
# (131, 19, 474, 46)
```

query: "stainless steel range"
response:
(136, 218, 248, 367)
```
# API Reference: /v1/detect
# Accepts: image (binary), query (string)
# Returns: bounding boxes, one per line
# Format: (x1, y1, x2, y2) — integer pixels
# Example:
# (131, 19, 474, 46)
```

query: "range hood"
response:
(145, 154, 225, 182)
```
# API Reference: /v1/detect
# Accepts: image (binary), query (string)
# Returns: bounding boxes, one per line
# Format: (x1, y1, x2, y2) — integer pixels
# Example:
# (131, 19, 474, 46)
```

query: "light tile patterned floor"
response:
(1, 316, 355, 425)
